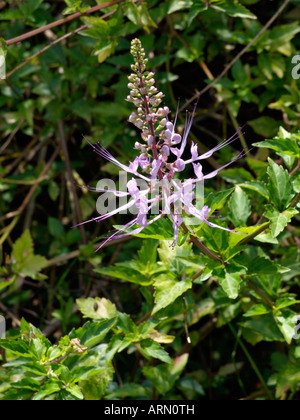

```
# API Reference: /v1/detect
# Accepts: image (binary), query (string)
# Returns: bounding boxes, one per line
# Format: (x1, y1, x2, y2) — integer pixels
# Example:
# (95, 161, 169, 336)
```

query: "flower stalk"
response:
(82, 38, 247, 253)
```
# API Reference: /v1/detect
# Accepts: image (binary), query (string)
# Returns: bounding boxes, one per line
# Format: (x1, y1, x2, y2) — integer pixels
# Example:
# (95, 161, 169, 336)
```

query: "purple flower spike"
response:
(80, 39, 248, 250)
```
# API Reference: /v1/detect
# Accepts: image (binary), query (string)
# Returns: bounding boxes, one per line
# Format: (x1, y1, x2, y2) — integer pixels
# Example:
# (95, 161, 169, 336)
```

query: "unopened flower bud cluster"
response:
(126, 38, 184, 177)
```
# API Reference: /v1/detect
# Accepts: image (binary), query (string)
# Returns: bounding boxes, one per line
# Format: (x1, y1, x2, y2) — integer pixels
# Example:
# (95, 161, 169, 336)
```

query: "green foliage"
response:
(0, 0, 300, 402)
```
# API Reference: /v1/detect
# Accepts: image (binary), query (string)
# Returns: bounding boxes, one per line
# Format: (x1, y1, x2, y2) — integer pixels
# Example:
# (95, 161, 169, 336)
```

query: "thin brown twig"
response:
(180, 0, 292, 112)
(0, 136, 38, 179)
(4, 0, 125, 47)
(5, 25, 87, 80)
(181, 222, 223, 262)
(0, 118, 24, 155)
(2, 145, 61, 221)
(58, 120, 86, 240)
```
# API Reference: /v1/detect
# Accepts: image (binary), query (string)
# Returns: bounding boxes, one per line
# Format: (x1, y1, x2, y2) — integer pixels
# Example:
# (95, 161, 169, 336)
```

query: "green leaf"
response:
(143, 353, 189, 395)
(219, 168, 253, 184)
(241, 314, 284, 342)
(211, 1, 257, 19)
(63, 0, 88, 14)
(239, 181, 269, 200)
(65, 384, 83, 400)
(168, 0, 193, 14)
(76, 344, 113, 400)
(76, 298, 117, 320)
(139, 339, 172, 364)
(137, 239, 158, 265)
(139, 2, 158, 29)
(11, 230, 48, 280)
(18, 0, 44, 17)
(273, 359, 300, 398)
(214, 264, 245, 299)
(80, 17, 109, 38)
(0, 340, 31, 357)
(267, 158, 294, 211)
(265, 205, 298, 238)
(188, 1, 208, 25)
(228, 223, 269, 247)
(48, 217, 64, 238)
(32, 380, 61, 400)
(274, 310, 298, 344)
(247, 256, 289, 276)
(153, 273, 192, 314)
(232, 59, 248, 84)
(0, 38, 7, 59)
(248, 117, 281, 138)
(158, 240, 193, 275)
(71, 319, 117, 348)
(95, 41, 117, 64)
(114, 217, 174, 240)
(106, 383, 148, 399)
(95, 265, 151, 286)
(229, 186, 251, 226)
(253, 127, 300, 159)
(205, 188, 235, 213)
(123, 1, 141, 25)
(243, 304, 271, 317)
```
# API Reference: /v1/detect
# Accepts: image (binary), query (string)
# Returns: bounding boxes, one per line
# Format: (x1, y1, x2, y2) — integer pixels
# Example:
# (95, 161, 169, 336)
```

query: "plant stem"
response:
(181, 222, 223, 262)
(4, 0, 125, 47)
(182, 294, 191, 344)
(228, 322, 274, 400)
(247, 279, 274, 308)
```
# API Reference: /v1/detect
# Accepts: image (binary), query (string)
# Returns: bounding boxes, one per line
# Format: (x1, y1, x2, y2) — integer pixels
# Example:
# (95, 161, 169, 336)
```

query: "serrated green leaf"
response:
(241, 314, 284, 342)
(229, 186, 251, 226)
(265, 205, 298, 238)
(71, 319, 117, 348)
(11, 230, 48, 280)
(153, 273, 192, 314)
(95, 265, 151, 286)
(139, 339, 172, 364)
(18, 0, 44, 17)
(48, 217, 64, 238)
(253, 130, 300, 159)
(188, 1, 208, 25)
(239, 181, 269, 199)
(65, 384, 83, 400)
(267, 158, 294, 211)
(248, 117, 281, 138)
(123, 1, 141, 25)
(273, 359, 300, 398)
(32, 380, 61, 400)
(114, 217, 174, 240)
(143, 353, 189, 395)
(211, 1, 257, 19)
(274, 310, 297, 344)
(137, 239, 158, 265)
(215, 264, 245, 299)
(228, 223, 268, 248)
(76, 297, 117, 320)
(205, 187, 235, 212)
(243, 304, 271, 317)
(168, 0, 193, 14)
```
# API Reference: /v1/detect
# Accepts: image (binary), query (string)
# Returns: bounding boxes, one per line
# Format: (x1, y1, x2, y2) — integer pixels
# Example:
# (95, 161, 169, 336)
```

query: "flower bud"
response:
(175, 159, 185, 172)
(164, 129, 172, 140)
(147, 135, 154, 146)
(172, 133, 182, 144)
(161, 145, 170, 156)
(166, 121, 173, 131)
